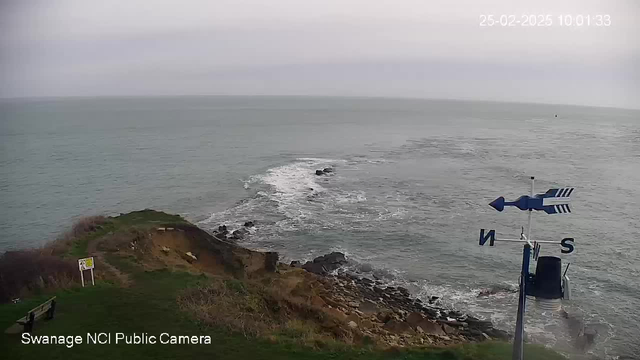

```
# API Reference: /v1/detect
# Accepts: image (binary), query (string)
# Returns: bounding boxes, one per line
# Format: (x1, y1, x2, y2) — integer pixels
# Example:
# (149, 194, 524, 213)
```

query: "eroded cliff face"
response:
(95, 216, 278, 279)
(97, 211, 508, 348)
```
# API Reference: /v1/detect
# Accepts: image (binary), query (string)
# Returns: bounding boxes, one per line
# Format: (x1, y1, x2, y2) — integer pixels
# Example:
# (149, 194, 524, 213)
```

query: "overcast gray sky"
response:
(1, 0, 638, 108)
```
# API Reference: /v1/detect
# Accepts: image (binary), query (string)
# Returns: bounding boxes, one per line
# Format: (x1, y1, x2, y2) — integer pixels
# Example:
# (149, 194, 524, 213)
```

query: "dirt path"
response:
(86, 234, 132, 287)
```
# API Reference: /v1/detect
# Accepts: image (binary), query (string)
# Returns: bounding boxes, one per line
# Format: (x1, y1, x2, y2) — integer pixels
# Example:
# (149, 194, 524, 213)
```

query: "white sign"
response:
(78, 257, 94, 271)
(78, 257, 95, 287)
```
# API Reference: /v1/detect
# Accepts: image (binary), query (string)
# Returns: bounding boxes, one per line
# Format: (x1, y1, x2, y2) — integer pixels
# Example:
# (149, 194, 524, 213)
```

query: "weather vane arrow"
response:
(489, 187, 574, 214)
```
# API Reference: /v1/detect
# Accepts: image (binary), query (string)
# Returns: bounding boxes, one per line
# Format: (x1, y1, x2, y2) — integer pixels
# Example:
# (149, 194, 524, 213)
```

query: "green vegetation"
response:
(0, 210, 566, 360)
(112, 209, 189, 228)
(68, 222, 115, 258)
(0, 210, 191, 303)
(69, 210, 189, 258)
(0, 265, 562, 360)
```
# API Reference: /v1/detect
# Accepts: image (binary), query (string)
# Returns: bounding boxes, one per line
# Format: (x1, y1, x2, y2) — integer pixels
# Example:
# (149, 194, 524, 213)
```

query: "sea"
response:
(1, 96, 638, 359)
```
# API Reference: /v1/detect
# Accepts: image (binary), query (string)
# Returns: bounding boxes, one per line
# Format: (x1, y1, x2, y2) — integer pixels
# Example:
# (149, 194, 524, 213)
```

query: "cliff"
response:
(0, 210, 565, 360)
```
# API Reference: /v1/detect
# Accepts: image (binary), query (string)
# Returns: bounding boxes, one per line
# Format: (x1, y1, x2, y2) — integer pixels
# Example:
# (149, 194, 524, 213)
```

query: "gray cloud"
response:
(1, 0, 638, 108)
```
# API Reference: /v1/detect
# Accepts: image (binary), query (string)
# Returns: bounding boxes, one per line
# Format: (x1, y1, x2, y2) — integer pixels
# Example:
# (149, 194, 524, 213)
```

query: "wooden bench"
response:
(5, 297, 57, 334)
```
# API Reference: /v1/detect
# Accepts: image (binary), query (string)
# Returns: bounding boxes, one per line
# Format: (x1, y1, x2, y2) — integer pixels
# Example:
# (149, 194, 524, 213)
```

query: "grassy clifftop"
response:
(0, 210, 565, 360)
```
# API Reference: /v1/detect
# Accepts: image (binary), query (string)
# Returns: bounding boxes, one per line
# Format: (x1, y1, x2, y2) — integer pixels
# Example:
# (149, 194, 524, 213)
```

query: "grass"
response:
(0, 211, 189, 307)
(0, 256, 565, 360)
(58, 210, 189, 259)
(68, 210, 188, 258)
(112, 209, 189, 228)
(0, 210, 567, 359)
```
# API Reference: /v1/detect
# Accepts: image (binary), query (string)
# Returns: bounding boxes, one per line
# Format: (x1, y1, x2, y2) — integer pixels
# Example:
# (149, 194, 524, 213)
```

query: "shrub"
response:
(178, 277, 348, 346)
(0, 249, 78, 303)
(0, 215, 107, 302)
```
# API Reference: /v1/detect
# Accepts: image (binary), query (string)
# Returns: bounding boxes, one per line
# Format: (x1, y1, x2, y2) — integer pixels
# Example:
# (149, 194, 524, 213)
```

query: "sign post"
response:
(78, 257, 95, 287)
(479, 177, 575, 360)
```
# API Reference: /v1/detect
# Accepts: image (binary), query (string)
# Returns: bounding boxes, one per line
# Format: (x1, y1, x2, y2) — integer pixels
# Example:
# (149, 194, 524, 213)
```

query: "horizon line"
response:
(1, 93, 638, 112)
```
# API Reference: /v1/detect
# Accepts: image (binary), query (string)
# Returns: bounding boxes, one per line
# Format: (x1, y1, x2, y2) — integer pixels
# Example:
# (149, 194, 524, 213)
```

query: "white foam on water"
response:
(195, 154, 625, 360)
(249, 161, 331, 222)
(332, 190, 367, 204)
(199, 195, 267, 226)
(296, 157, 346, 163)
(456, 141, 476, 155)
(376, 207, 408, 221)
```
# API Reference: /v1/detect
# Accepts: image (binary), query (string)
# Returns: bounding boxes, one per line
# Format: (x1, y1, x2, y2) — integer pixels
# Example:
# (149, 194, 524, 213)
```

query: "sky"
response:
(1, 0, 638, 108)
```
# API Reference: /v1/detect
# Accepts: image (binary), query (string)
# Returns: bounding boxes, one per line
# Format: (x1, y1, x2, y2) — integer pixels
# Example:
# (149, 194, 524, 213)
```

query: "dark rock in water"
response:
(311, 252, 347, 270)
(290, 260, 302, 268)
(397, 287, 410, 296)
(302, 261, 327, 275)
(428, 296, 440, 304)
(214, 224, 229, 238)
(300, 252, 348, 275)
(361, 277, 373, 285)
(323, 167, 333, 173)
(359, 263, 373, 272)
(230, 228, 249, 240)
(215, 225, 229, 236)
(423, 307, 439, 318)
(243, 221, 254, 227)
(315, 170, 324, 176)
(264, 252, 278, 272)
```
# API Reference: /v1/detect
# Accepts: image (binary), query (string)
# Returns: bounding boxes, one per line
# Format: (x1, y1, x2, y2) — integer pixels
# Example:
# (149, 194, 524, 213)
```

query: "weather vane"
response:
(478, 176, 576, 360)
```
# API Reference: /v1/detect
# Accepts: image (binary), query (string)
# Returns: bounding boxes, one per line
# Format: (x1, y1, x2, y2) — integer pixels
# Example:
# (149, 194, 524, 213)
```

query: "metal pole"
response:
(513, 243, 531, 360)
(514, 176, 535, 360)
(526, 176, 534, 243)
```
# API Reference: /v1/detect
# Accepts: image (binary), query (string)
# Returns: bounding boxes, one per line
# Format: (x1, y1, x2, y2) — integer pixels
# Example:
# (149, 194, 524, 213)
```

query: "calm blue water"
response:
(1, 96, 638, 359)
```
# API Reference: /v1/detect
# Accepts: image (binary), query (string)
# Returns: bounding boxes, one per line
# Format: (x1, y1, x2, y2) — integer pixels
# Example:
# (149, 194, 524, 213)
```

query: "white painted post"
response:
(90, 268, 95, 286)
(80, 270, 85, 287)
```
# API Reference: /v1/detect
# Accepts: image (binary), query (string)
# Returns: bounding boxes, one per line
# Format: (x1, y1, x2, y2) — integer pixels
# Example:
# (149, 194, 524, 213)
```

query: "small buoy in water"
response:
(554, 114, 558, 117)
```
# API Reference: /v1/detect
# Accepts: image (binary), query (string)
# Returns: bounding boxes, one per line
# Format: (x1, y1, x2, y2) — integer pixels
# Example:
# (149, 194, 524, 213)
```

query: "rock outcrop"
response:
(314, 167, 334, 175)
(292, 251, 510, 346)
(98, 211, 278, 278)
(301, 252, 348, 274)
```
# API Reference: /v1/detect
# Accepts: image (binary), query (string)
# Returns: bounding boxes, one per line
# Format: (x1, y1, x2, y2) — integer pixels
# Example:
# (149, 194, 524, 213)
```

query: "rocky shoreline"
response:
(288, 251, 510, 347)
(209, 219, 510, 347)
